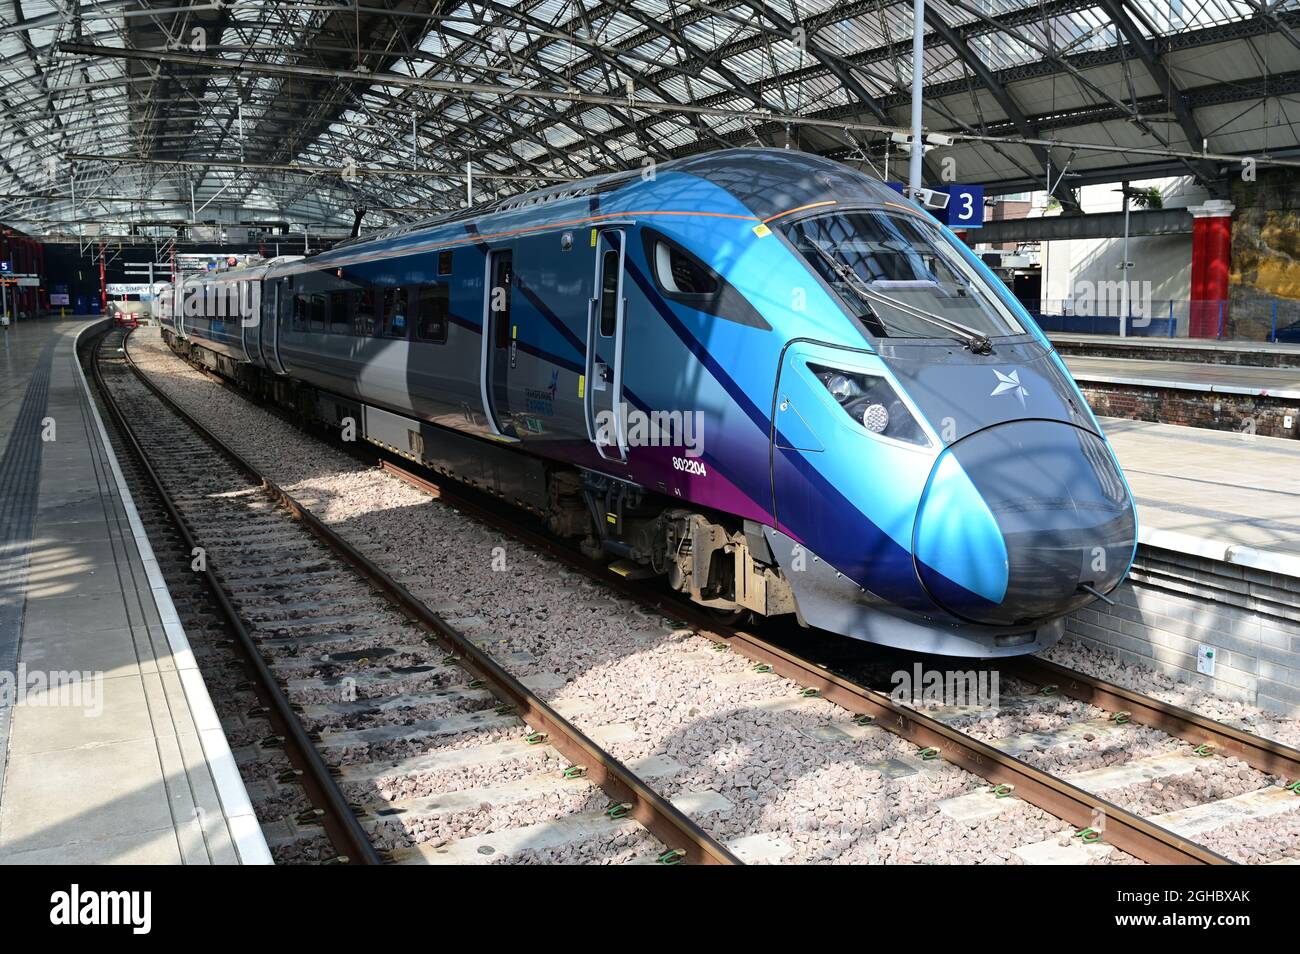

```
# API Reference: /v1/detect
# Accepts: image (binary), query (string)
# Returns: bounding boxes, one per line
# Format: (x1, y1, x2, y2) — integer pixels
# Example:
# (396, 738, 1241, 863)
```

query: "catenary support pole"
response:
(908, 0, 925, 196)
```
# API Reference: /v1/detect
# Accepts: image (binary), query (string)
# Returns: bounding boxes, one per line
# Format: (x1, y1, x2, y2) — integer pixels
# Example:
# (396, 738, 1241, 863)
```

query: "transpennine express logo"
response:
(990, 368, 1029, 407)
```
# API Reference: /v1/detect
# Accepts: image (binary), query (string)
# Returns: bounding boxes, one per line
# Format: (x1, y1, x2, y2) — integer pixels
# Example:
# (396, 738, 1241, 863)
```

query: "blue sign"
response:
(938, 184, 984, 229)
(0, 260, 10, 273)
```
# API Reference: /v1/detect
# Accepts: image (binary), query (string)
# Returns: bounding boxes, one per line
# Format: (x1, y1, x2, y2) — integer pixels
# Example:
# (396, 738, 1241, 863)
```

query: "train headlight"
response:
(811, 364, 929, 447)
(861, 403, 889, 434)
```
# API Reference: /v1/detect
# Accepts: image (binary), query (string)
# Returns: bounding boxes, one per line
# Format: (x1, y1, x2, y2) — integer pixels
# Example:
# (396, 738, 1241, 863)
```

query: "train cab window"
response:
(382, 287, 409, 339)
(308, 294, 326, 332)
(328, 291, 350, 333)
(640, 228, 769, 330)
(438, 251, 453, 276)
(352, 289, 378, 336)
(598, 249, 619, 337)
(413, 284, 449, 343)
(781, 210, 1025, 339)
(653, 241, 718, 296)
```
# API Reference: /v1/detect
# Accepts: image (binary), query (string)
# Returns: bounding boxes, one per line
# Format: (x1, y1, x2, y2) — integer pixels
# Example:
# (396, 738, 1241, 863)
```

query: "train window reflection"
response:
(414, 284, 449, 343)
(382, 288, 409, 339)
(329, 291, 350, 333)
(308, 294, 326, 332)
(352, 289, 378, 336)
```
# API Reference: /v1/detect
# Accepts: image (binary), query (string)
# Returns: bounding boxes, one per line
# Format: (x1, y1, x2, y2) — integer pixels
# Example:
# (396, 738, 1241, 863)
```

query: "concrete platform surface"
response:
(1065, 354, 1300, 399)
(0, 318, 269, 864)
(1099, 417, 1300, 572)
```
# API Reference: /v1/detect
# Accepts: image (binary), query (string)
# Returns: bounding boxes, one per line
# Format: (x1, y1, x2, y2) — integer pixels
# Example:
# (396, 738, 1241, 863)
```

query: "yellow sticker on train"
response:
(752, 223, 772, 237)
(590, 228, 598, 247)
(578, 374, 585, 398)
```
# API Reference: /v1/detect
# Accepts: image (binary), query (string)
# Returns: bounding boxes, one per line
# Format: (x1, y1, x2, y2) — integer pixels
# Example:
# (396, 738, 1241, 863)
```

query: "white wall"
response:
(1038, 177, 1208, 310)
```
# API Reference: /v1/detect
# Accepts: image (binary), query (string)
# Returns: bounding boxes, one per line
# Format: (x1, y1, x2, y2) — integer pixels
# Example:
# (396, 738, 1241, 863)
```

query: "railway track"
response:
(371, 461, 1259, 865)
(130, 323, 1300, 865)
(83, 327, 366, 864)
(91, 325, 737, 866)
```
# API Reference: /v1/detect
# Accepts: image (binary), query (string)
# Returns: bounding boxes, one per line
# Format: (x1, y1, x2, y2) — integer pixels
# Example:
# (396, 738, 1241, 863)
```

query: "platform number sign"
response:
(0, 260, 10, 273)
(940, 185, 984, 229)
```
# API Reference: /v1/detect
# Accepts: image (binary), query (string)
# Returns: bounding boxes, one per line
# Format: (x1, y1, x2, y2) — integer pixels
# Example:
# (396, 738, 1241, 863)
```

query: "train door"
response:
(584, 229, 627, 462)
(480, 249, 517, 437)
(239, 280, 258, 361)
(260, 279, 287, 374)
(176, 280, 187, 338)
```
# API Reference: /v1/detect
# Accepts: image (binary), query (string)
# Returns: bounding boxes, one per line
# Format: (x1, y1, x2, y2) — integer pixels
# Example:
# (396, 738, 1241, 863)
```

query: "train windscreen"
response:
(781, 209, 1025, 341)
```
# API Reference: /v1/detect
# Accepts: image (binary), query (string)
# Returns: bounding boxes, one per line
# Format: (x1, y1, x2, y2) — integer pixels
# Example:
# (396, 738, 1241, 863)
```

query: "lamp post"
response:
(1113, 184, 1137, 337)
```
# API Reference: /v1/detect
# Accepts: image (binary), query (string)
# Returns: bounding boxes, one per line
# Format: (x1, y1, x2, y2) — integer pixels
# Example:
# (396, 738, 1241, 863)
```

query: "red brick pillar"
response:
(1189, 200, 1234, 338)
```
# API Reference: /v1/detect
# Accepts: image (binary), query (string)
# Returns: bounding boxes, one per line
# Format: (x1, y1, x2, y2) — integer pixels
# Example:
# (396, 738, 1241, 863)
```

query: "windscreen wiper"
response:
(810, 243, 994, 355)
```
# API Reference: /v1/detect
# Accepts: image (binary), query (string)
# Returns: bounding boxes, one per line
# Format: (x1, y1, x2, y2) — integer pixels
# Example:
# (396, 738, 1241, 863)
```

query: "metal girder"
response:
(729, 0, 890, 124)
(921, 4, 1080, 213)
(976, 207, 1192, 243)
(3, 0, 1299, 238)
(726, 0, 951, 184)
(1094, 0, 1225, 196)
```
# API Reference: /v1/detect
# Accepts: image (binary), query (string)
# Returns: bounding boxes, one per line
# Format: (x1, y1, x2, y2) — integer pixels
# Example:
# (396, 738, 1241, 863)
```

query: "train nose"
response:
(912, 420, 1136, 628)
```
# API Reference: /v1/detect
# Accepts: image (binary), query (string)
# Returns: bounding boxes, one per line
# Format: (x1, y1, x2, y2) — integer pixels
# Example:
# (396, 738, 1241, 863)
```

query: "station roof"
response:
(2, 0, 1299, 235)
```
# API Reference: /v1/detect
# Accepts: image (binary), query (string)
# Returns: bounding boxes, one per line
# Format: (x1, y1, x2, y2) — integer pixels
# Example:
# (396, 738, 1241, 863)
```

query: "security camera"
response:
(913, 187, 950, 210)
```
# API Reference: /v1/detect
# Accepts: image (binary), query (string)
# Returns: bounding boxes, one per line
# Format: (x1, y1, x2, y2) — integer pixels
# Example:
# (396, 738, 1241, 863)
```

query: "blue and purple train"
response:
(158, 148, 1137, 657)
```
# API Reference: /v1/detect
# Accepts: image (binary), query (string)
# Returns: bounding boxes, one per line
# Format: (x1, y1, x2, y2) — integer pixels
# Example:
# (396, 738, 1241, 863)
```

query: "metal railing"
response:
(1027, 298, 1300, 343)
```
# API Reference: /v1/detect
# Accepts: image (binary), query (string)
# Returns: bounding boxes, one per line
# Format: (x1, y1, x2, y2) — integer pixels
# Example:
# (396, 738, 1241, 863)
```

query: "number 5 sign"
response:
(938, 185, 984, 229)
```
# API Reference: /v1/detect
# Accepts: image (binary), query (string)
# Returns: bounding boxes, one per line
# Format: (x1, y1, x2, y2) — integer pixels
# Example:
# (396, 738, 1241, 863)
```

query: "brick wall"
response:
(1065, 545, 1300, 715)
(1076, 382, 1299, 439)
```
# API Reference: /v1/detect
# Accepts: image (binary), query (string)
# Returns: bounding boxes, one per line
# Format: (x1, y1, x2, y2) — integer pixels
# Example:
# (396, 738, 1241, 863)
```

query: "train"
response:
(157, 148, 1138, 658)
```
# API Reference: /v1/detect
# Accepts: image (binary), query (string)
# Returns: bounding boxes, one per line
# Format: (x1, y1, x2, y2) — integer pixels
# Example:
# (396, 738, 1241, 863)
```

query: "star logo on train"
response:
(990, 369, 1028, 406)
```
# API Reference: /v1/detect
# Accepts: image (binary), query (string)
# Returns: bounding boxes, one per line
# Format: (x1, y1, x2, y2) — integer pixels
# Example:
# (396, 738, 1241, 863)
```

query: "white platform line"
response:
(73, 321, 272, 865)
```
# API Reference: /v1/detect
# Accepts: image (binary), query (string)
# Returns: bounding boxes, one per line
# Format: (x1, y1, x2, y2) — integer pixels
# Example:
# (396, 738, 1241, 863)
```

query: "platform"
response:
(1099, 417, 1300, 575)
(1051, 333, 1300, 365)
(1072, 416, 1300, 714)
(0, 318, 269, 864)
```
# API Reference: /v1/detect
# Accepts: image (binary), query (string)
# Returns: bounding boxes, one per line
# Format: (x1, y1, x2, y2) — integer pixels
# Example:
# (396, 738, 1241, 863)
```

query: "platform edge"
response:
(73, 320, 273, 866)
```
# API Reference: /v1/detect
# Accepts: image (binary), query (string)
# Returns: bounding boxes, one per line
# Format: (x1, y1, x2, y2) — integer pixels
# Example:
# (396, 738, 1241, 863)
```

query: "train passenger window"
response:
(598, 249, 619, 337)
(488, 252, 512, 349)
(308, 294, 326, 332)
(292, 294, 308, 331)
(413, 284, 449, 343)
(328, 291, 350, 333)
(382, 287, 409, 339)
(438, 251, 453, 276)
(352, 289, 378, 336)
